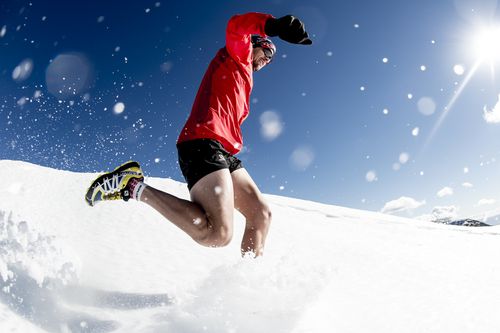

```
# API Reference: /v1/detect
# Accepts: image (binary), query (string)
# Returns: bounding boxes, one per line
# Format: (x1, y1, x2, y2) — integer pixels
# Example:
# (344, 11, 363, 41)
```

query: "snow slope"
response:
(1, 160, 500, 333)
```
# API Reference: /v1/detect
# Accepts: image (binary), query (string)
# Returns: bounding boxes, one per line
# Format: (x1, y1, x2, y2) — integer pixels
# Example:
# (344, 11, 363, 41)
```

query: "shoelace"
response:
(101, 174, 122, 193)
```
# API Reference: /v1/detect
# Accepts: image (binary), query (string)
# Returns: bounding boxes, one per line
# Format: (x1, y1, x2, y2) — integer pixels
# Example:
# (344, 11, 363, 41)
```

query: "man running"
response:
(86, 12, 312, 257)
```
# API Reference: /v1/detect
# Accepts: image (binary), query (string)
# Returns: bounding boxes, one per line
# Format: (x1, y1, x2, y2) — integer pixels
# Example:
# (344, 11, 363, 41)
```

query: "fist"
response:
(265, 15, 313, 45)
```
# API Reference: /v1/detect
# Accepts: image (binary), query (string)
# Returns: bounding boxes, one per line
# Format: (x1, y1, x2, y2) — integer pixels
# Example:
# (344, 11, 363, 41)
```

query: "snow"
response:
(259, 111, 283, 141)
(453, 64, 465, 75)
(113, 102, 125, 114)
(417, 96, 437, 115)
(1, 160, 500, 332)
(365, 170, 377, 182)
(12, 59, 34, 82)
(289, 146, 315, 171)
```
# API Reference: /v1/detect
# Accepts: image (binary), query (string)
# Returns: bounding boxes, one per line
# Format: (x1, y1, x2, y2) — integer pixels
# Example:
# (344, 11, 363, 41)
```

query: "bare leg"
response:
(140, 169, 235, 247)
(231, 168, 272, 257)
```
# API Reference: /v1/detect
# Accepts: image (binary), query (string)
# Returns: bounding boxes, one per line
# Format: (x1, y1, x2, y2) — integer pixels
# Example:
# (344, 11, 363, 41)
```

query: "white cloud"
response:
(381, 196, 426, 214)
(462, 182, 474, 188)
(431, 205, 459, 222)
(483, 94, 500, 124)
(260, 111, 284, 141)
(437, 186, 454, 198)
(477, 198, 496, 207)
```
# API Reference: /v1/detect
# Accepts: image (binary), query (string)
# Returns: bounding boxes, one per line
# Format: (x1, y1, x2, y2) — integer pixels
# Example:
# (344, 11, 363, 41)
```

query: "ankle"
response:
(128, 178, 147, 201)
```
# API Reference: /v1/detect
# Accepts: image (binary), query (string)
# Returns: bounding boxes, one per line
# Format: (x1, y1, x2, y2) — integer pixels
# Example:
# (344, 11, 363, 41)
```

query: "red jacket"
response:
(177, 12, 273, 155)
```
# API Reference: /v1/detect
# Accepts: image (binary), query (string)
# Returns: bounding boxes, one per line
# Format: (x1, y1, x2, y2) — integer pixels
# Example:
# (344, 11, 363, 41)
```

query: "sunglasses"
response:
(262, 48, 274, 61)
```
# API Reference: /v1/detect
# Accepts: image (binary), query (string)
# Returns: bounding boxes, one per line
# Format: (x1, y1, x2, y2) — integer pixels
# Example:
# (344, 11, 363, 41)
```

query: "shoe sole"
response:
(85, 161, 142, 207)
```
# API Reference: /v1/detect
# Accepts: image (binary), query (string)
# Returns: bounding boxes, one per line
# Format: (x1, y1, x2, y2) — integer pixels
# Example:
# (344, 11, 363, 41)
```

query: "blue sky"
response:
(2, 0, 500, 222)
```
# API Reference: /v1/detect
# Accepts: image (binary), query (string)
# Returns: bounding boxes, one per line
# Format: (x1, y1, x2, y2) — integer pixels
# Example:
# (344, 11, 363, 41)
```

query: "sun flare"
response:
(473, 26, 500, 62)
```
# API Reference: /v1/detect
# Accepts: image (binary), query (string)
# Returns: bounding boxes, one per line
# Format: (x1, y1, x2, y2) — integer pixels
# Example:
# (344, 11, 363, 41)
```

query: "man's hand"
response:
(265, 15, 312, 45)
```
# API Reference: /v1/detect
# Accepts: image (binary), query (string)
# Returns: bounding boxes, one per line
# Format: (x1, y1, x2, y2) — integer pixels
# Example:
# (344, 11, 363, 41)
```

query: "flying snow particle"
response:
(33, 90, 42, 99)
(392, 163, 401, 171)
(399, 152, 410, 164)
(407, 93, 413, 99)
(42, 16, 47, 21)
(354, 23, 360, 28)
(17, 97, 28, 107)
(327, 51, 333, 56)
(365, 170, 377, 182)
(0, 25, 6, 38)
(279, 186, 285, 191)
(417, 97, 436, 116)
(453, 64, 465, 76)
(420, 171, 424, 176)
(114, 46, 121, 52)
(214, 186, 222, 195)
(113, 102, 125, 114)
(360, 86, 365, 91)
(12, 59, 34, 82)
(290, 146, 315, 171)
(160, 61, 173, 73)
(463, 167, 469, 174)
(260, 111, 283, 141)
(145, 8, 151, 13)
(382, 57, 389, 63)
(97, 16, 105, 23)
(383, 108, 389, 115)
(154, 158, 160, 163)
(420, 65, 427, 71)
(45, 53, 93, 99)
(412, 127, 420, 136)
(155, 2, 161, 7)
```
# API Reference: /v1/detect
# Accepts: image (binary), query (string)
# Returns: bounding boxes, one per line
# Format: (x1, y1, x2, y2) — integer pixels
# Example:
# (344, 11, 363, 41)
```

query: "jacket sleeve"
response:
(226, 12, 274, 66)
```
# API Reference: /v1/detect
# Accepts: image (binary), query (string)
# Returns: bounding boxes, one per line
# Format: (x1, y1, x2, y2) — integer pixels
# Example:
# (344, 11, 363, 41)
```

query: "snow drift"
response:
(1, 160, 500, 333)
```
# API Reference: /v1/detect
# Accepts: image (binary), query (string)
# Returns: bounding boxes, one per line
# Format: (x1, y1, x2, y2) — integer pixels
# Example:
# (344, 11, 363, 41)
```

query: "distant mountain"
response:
(440, 218, 491, 227)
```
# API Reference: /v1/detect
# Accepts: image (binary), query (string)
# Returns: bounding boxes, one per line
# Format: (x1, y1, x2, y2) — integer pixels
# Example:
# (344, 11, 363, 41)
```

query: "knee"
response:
(193, 223, 233, 247)
(215, 225, 233, 246)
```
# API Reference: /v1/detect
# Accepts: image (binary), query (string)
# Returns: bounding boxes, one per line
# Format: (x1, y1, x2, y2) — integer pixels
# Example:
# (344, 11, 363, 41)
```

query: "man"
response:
(85, 12, 312, 257)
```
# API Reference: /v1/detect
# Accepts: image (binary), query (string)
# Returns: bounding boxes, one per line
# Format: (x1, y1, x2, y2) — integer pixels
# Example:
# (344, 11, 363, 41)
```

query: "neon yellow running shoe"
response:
(85, 161, 144, 206)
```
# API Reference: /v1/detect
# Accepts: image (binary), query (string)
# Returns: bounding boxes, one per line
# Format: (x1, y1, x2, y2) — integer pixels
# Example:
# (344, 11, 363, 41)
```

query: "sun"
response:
(473, 26, 500, 63)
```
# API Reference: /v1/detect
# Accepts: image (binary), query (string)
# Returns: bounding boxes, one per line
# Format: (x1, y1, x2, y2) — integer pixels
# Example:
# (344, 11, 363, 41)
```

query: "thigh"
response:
(231, 168, 269, 220)
(190, 168, 235, 230)
(177, 139, 230, 191)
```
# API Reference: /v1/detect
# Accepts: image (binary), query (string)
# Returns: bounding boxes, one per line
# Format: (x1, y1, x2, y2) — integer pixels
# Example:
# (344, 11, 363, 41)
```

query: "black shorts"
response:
(177, 139, 243, 190)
